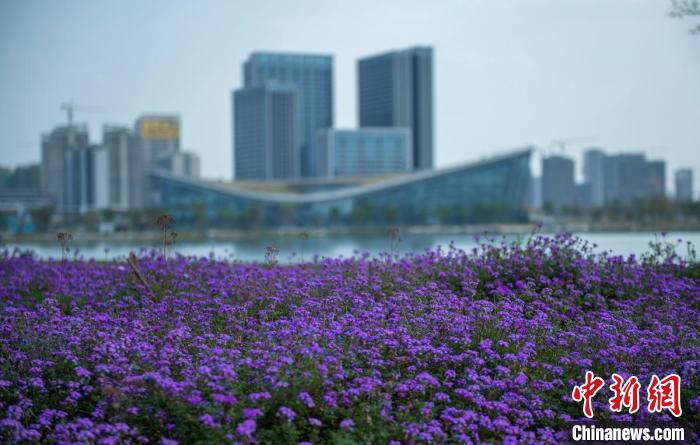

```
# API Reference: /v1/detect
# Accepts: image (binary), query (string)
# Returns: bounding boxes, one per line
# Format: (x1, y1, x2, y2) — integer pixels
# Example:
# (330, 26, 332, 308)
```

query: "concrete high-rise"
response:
(63, 144, 109, 214)
(233, 84, 298, 181)
(103, 125, 146, 210)
(133, 114, 199, 203)
(542, 155, 576, 212)
(358, 46, 433, 171)
(646, 160, 666, 198)
(41, 124, 90, 213)
(134, 114, 180, 170)
(583, 149, 605, 207)
(603, 153, 666, 205)
(675, 168, 693, 202)
(241, 52, 333, 179)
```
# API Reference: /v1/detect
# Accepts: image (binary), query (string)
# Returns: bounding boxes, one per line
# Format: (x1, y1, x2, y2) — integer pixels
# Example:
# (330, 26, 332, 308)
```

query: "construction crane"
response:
(548, 136, 597, 155)
(60, 101, 102, 125)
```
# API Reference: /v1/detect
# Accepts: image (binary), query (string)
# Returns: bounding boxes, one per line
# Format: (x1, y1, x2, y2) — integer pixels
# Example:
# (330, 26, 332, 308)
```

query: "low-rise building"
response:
(316, 128, 412, 179)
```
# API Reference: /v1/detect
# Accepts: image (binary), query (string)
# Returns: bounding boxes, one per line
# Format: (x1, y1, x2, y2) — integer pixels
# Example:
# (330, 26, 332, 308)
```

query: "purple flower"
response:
(298, 391, 315, 408)
(0, 234, 697, 445)
(243, 408, 263, 419)
(74, 367, 91, 378)
(236, 419, 256, 438)
(212, 393, 237, 405)
(249, 392, 271, 402)
(199, 414, 218, 428)
(278, 406, 296, 422)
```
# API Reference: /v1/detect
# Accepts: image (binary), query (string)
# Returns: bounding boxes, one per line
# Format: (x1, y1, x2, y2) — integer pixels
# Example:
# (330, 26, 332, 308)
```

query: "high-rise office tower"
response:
(41, 124, 90, 213)
(542, 155, 576, 212)
(103, 125, 146, 210)
(134, 114, 181, 205)
(583, 148, 605, 207)
(358, 46, 433, 171)
(646, 160, 666, 198)
(233, 84, 298, 181)
(135, 114, 180, 169)
(675, 168, 693, 202)
(603, 154, 666, 205)
(240, 52, 333, 179)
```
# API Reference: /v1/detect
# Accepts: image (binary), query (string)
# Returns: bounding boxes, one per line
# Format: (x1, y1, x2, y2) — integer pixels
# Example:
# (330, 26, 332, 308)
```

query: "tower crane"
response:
(548, 136, 597, 155)
(60, 101, 102, 125)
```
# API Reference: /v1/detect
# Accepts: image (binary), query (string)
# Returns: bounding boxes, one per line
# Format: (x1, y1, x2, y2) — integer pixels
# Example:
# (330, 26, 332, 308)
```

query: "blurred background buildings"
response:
(0, 41, 697, 233)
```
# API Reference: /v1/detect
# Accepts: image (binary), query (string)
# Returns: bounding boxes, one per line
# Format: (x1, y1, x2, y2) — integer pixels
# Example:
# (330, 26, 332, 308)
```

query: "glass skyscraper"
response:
(358, 46, 433, 171)
(239, 52, 333, 179)
(233, 84, 298, 181)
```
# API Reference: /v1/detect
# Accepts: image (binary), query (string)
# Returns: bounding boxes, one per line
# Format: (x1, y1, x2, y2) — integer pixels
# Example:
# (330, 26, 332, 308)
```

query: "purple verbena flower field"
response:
(1, 234, 699, 444)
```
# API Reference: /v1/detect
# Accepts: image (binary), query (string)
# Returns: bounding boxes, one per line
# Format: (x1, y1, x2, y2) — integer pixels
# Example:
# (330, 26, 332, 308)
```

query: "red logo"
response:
(572, 371, 605, 418)
(608, 373, 641, 414)
(647, 374, 682, 417)
(572, 372, 682, 418)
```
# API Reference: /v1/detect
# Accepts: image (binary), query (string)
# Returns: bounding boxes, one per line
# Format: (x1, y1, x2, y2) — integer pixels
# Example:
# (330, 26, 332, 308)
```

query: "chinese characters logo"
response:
(572, 372, 681, 418)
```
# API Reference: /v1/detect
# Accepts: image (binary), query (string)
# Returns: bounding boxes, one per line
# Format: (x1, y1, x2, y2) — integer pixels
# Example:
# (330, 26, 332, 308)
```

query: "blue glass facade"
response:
(233, 85, 298, 180)
(316, 128, 412, 179)
(359, 46, 433, 171)
(241, 52, 333, 179)
(151, 149, 532, 228)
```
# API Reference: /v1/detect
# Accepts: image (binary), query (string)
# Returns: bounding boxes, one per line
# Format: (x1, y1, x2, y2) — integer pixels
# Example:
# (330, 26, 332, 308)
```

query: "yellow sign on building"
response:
(139, 120, 179, 140)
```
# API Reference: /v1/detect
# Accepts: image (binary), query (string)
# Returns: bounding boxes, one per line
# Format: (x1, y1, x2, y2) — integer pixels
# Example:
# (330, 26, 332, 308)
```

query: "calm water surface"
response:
(6, 231, 700, 262)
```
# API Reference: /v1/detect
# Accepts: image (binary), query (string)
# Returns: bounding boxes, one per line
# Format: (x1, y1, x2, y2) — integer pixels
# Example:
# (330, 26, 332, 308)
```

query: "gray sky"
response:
(1, 0, 698, 192)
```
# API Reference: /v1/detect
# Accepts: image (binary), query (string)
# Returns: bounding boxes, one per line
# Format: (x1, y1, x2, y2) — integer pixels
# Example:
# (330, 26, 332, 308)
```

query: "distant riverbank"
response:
(4, 220, 700, 244)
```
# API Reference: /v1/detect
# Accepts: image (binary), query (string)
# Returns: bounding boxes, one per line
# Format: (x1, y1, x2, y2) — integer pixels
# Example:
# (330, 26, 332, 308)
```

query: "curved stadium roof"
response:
(150, 147, 533, 205)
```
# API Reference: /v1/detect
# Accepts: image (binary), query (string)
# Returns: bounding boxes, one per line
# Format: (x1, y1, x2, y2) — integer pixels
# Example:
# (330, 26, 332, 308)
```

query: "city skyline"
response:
(1, 0, 699, 193)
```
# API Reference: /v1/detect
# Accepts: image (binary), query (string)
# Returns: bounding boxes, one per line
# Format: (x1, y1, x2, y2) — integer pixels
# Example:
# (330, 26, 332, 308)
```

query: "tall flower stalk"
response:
(56, 231, 72, 261)
(155, 214, 176, 259)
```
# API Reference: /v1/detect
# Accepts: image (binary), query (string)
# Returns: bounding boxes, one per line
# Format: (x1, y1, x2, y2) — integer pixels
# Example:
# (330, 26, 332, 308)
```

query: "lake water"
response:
(5, 231, 700, 262)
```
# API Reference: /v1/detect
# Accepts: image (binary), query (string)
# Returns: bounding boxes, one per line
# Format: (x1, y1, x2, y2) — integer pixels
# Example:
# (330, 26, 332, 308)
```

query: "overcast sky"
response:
(1, 0, 698, 191)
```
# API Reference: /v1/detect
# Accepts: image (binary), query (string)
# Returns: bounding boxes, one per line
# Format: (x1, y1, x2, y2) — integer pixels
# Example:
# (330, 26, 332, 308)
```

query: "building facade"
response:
(135, 115, 181, 170)
(150, 148, 532, 228)
(583, 149, 605, 208)
(40, 116, 202, 214)
(541, 155, 576, 212)
(240, 52, 333, 179)
(603, 154, 666, 205)
(63, 144, 109, 214)
(233, 84, 298, 181)
(103, 125, 144, 210)
(41, 124, 90, 212)
(358, 46, 433, 171)
(160, 151, 201, 179)
(526, 176, 542, 210)
(675, 168, 693, 202)
(316, 128, 412, 179)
